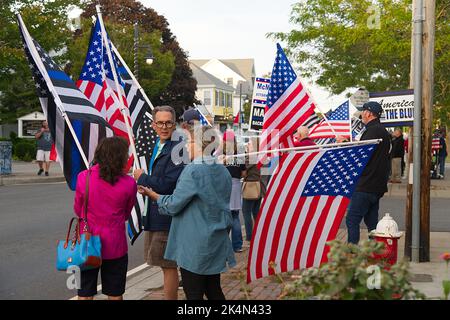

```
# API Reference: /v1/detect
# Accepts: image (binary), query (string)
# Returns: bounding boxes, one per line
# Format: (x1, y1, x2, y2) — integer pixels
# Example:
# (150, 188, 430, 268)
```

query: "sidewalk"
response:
(0, 160, 64, 186)
(131, 228, 450, 300)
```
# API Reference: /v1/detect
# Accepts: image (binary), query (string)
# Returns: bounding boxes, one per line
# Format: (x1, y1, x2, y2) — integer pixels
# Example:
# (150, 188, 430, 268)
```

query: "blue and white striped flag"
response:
(18, 14, 114, 191)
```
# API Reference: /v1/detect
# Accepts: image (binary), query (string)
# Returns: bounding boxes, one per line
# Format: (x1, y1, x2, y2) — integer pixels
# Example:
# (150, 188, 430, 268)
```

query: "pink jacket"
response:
(74, 164, 137, 260)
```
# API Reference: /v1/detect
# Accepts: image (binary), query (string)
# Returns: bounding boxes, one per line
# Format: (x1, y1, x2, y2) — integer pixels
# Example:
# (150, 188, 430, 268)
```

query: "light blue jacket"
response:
(157, 156, 236, 275)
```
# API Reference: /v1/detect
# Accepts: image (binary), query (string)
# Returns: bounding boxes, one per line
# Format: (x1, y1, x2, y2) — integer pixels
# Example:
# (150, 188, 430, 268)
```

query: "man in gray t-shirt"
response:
(35, 120, 53, 176)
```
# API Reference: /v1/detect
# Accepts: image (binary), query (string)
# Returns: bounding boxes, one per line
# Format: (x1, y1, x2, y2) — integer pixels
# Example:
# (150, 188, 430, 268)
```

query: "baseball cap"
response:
(356, 101, 383, 117)
(182, 109, 201, 124)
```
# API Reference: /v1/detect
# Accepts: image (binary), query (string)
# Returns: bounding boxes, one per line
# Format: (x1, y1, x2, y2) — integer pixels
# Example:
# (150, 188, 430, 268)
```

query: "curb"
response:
(0, 175, 66, 186)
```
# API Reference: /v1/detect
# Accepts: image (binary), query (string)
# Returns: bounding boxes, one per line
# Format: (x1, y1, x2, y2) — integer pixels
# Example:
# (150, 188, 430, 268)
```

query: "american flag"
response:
(432, 136, 441, 151)
(309, 100, 351, 139)
(112, 43, 152, 135)
(247, 142, 378, 283)
(18, 14, 114, 191)
(76, 19, 132, 142)
(259, 44, 316, 164)
(195, 106, 211, 126)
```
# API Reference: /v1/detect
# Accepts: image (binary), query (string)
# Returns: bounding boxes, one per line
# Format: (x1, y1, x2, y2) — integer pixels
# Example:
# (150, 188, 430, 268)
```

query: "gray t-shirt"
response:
(37, 131, 53, 151)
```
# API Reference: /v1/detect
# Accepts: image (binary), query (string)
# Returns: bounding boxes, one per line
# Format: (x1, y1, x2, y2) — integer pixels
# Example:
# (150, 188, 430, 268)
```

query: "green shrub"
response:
(281, 240, 426, 300)
(14, 141, 36, 162)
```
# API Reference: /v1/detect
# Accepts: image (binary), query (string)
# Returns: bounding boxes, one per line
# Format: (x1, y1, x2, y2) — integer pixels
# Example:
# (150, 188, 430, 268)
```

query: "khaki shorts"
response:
(36, 150, 51, 162)
(144, 231, 177, 269)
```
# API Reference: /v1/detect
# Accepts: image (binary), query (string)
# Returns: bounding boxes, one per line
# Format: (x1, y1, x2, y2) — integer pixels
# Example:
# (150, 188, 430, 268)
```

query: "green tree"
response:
(0, 0, 83, 124)
(270, 0, 450, 126)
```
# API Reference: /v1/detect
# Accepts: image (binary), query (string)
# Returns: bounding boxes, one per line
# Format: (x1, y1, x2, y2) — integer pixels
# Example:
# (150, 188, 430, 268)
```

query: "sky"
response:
(139, 0, 349, 111)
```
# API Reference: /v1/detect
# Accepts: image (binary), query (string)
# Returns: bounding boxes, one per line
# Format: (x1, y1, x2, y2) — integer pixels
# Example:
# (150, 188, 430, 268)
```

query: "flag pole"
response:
(227, 138, 381, 159)
(96, 5, 140, 170)
(17, 14, 90, 170)
(195, 104, 212, 127)
(297, 75, 339, 139)
(111, 42, 154, 111)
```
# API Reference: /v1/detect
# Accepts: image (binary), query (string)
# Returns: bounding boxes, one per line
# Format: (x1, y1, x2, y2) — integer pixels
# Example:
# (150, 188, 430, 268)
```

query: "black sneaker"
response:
(45, 172, 49, 176)
(37, 169, 44, 176)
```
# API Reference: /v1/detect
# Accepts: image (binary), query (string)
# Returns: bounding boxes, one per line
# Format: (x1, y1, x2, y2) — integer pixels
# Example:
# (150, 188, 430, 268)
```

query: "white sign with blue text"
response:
(369, 90, 414, 126)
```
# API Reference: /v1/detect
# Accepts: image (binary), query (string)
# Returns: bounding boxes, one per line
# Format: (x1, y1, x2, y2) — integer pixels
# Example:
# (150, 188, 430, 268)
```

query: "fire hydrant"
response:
(369, 213, 403, 268)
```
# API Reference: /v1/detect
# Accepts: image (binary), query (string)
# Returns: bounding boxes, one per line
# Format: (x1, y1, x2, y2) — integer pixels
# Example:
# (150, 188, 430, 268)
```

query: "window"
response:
(215, 90, 219, 106)
(227, 78, 233, 86)
(203, 90, 211, 106)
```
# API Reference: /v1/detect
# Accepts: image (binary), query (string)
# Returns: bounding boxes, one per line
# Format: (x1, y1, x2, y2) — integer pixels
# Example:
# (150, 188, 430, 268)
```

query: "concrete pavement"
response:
(0, 160, 64, 186)
(138, 229, 450, 301)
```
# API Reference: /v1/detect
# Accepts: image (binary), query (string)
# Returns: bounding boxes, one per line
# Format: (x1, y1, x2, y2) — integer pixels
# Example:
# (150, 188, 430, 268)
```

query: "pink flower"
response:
(440, 253, 450, 262)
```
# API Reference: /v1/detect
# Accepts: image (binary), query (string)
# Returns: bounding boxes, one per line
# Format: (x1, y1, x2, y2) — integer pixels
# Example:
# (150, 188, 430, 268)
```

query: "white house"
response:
(190, 62, 236, 123)
(191, 59, 255, 117)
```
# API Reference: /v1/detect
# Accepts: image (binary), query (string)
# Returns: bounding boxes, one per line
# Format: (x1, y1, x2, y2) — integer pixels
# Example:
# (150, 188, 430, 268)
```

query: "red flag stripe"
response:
(248, 153, 298, 281)
(305, 196, 335, 267)
(262, 78, 305, 129)
(251, 151, 322, 280)
(266, 153, 312, 275)
(320, 197, 350, 264)
(269, 152, 321, 274)
(254, 153, 302, 279)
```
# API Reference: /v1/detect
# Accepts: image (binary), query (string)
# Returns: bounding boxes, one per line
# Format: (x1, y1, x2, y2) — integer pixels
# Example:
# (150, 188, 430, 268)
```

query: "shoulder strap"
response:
(83, 170, 91, 223)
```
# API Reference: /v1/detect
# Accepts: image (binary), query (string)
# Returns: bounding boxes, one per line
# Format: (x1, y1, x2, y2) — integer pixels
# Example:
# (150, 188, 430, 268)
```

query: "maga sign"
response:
(249, 78, 270, 132)
(369, 90, 414, 126)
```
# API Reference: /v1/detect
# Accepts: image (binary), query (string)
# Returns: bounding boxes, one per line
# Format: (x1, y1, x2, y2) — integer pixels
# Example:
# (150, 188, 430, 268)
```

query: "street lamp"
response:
(134, 23, 154, 81)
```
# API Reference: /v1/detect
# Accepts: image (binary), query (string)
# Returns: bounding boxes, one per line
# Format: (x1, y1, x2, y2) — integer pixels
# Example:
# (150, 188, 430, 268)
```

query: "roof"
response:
(190, 62, 235, 92)
(190, 59, 255, 83)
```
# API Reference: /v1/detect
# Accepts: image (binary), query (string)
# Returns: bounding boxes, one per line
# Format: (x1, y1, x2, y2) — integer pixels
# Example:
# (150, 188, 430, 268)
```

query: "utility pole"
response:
(411, 0, 423, 263)
(420, 0, 435, 262)
(406, 0, 435, 262)
(405, 0, 417, 259)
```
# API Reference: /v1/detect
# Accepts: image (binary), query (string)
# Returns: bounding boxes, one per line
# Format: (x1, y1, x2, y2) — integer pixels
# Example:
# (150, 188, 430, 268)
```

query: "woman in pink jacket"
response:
(74, 137, 137, 300)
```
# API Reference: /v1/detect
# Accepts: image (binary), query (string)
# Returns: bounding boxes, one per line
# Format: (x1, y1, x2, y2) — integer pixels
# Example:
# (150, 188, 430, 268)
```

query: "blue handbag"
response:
(56, 170, 102, 271)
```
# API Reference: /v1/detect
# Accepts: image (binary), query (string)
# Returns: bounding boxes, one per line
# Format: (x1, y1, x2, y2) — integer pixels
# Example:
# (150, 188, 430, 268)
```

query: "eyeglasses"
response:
(154, 121, 175, 129)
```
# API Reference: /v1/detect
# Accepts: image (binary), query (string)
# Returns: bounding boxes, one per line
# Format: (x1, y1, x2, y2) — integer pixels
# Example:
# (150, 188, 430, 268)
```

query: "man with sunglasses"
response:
(134, 105, 185, 300)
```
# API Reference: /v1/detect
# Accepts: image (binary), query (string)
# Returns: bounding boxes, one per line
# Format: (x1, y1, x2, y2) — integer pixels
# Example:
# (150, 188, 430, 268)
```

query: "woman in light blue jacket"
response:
(138, 126, 236, 300)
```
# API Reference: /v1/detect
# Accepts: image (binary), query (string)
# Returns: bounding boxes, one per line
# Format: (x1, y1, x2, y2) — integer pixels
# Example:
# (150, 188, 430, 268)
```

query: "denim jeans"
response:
(439, 156, 446, 175)
(242, 199, 261, 241)
(230, 210, 243, 251)
(346, 191, 383, 244)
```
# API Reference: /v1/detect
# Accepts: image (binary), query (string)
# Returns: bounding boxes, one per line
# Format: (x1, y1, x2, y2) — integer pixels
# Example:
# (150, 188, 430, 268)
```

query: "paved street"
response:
(0, 182, 449, 300)
(0, 183, 145, 300)
(339, 196, 450, 232)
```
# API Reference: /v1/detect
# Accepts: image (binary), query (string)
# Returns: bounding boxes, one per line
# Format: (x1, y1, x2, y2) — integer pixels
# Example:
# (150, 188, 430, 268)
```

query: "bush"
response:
(281, 240, 426, 300)
(14, 140, 36, 162)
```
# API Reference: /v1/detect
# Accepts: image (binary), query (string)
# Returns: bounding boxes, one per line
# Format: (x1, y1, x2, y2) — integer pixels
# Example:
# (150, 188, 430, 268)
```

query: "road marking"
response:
(69, 263, 150, 300)
(4, 181, 66, 187)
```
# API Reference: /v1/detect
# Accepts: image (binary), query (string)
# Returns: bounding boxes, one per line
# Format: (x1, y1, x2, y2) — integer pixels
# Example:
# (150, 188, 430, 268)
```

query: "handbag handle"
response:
(64, 217, 80, 249)
(82, 170, 91, 232)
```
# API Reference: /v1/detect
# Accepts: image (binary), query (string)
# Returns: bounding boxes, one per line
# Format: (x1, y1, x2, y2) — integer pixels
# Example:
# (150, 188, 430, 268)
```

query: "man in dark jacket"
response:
(346, 101, 391, 244)
(390, 128, 404, 183)
(134, 105, 185, 300)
